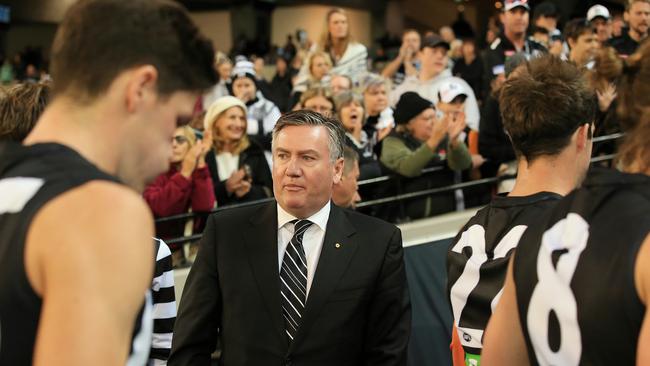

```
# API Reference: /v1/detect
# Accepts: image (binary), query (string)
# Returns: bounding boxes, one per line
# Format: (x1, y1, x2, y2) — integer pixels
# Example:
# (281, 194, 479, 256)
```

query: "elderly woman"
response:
(203, 96, 273, 206)
(334, 90, 382, 179)
(143, 125, 216, 240)
(381, 91, 472, 219)
(360, 74, 394, 141)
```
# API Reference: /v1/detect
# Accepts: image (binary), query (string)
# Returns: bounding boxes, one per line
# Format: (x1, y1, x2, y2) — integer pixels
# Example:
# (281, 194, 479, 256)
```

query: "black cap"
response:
(421, 35, 450, 51)
(394, 92, 434, 125)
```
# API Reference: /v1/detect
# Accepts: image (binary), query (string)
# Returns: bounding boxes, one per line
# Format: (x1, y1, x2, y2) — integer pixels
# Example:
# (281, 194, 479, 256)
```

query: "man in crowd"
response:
(482, 0, 546, 99)
(610, 0, 650, 57)
(565, 18, 601, 67)
(532, 1, 561, 40)
(170, 110, 411, 365)
(391, 34, 480, 132)
(588, 4, 613, 45)
(329, 74, 352, 96)
(381, 29, 421, 86)
(332, 146, 361, 209)
(448, 55, 596, 366)
(0, 0, 216, 364)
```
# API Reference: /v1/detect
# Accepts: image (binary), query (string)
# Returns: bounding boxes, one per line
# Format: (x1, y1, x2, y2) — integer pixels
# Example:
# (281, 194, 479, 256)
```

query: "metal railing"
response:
(154, 132, 624, 246)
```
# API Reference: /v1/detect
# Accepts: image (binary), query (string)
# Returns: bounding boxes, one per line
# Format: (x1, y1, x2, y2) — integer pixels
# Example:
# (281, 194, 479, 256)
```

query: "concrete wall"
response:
(271, 5, 372, 49)
(189, 11, 233, 54)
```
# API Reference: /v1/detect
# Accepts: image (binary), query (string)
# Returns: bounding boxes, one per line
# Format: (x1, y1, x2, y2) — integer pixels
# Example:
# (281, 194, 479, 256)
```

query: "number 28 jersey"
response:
(447, 191, 562, 357)
(514, 169, 650, 366)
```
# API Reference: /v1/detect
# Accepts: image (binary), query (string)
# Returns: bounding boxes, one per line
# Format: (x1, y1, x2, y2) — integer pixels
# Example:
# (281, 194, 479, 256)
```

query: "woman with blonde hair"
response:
(203, 96, 273, 206)
(294, 8, 368, 88)
(143, 125, 215, 240)
(289, 51, 333, 108)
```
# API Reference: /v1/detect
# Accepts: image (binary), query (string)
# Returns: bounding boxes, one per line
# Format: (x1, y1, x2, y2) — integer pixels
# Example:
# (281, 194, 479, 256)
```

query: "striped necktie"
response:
(280, 219, 313, 341)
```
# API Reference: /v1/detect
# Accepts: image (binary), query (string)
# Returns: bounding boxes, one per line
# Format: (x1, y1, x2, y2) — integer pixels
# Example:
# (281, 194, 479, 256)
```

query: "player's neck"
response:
(508, 155, 580, 198)
(23, 97, 121, 176)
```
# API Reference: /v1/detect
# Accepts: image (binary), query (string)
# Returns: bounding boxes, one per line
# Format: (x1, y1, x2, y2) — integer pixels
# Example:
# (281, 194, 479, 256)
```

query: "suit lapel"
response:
(289, 204, 358, 352)
(242, 201, 287, 343)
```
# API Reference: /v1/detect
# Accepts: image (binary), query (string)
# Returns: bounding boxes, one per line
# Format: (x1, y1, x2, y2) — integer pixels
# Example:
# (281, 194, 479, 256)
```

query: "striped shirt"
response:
(150, 239, 176, 365)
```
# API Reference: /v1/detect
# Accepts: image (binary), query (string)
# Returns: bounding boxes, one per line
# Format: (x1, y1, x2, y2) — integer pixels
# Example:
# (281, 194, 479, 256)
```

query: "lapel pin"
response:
(335, 243, 341, 249)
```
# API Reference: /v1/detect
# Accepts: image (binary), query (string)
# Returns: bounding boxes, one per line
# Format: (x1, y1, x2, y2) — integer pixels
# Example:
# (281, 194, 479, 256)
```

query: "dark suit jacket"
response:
(169, 200, 411, 366)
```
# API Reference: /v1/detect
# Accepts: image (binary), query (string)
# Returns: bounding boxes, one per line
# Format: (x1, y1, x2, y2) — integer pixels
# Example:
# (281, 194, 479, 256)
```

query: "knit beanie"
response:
(203, 95, 247, 131)
(231, 59, 256, 82)
(393, 92, 434, 125)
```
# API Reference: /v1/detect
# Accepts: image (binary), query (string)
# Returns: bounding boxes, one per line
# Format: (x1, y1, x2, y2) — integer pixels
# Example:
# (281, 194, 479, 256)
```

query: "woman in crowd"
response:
(360, 73, 394, 142)
(290, 51, 333, 109)
(143, 125, 216, 241)
(203, 96, 273, 206)
(229, 58, 281, 151)
(294, 8, 368, 88)
(335, 90, 382, 179)
(381, 91, 471, 219)
(297, 86, 335, 117)
(202, 52, 232, 111)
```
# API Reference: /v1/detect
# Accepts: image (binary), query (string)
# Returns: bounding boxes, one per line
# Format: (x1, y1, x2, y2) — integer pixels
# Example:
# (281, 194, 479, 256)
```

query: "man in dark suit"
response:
(169, 110, 411, 366)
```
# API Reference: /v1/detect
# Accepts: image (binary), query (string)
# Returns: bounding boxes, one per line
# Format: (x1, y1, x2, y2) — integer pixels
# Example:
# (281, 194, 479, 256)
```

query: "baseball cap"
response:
(504, 0, 530, 12)
(438, 80, 468, 104)
(421, 34, 450, 51)
(587, 5, 611, 22)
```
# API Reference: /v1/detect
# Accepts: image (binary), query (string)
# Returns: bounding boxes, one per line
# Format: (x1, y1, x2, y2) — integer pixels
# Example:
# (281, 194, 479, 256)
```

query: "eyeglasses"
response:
(172, 135, 189, 144)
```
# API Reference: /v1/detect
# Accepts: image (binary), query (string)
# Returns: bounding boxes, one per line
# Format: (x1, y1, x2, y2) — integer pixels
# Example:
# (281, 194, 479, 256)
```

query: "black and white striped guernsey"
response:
(447, 191, 562, 361)
(0, 141, 152, 365)
(513, 168, 650, 366)
(150, 238, 176, 365)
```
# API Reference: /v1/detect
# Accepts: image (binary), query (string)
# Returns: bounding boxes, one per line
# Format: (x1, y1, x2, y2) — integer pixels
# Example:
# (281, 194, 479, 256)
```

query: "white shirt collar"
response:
(277, 201, 331, 232)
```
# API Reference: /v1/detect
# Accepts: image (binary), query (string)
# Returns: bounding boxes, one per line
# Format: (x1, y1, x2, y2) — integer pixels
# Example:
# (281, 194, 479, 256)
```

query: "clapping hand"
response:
(596, 83, 617, 112)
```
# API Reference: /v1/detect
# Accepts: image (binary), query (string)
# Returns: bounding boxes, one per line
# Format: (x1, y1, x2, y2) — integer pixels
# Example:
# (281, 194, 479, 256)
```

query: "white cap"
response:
(204, 96, 247, 132)
(504, 0, 530, 12)
(587, 5, 611, 22)
(231, 59, 256, 80)
(438, 80, 468, 104)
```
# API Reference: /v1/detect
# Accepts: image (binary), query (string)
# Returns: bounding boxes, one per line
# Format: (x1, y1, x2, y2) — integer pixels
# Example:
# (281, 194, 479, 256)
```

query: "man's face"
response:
(626, 1, 650, 36)
(330, 76, 351, 96)
(591, 17, 612, 43)
(502, 8, 530, 36)
(437, 101, 464, 121)
(419, 46, 448, 77)
(120, 90, 197, 191)
(403, 31, 421, 54)
(328, 12, 349, 40)
(232, 77, 256, 103)
(332, 160, 360, 208)
(272, 125, 343, 218)
(570, 31, 600, 65)
(535, 15, 558, 32)
(363, 84, 388, 116)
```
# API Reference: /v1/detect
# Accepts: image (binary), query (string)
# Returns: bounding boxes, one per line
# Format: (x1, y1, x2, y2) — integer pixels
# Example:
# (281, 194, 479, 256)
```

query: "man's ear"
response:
(124, 65, 159, 114)
(575, 123, 591, 151)
(567, 37, 577, 50)
(332, 157, 344, 185)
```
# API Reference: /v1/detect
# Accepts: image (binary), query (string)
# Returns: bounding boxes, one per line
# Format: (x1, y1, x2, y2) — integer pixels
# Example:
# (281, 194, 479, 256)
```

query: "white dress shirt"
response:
(277, 202, 331, 298)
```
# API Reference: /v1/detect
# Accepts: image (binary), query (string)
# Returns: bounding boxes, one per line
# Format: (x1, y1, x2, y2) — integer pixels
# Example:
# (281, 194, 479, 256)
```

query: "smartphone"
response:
(242, 164, 253, 182)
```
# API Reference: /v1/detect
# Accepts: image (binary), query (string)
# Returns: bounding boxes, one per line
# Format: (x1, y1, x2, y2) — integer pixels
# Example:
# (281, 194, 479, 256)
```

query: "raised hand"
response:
(596, 83, 617, 112)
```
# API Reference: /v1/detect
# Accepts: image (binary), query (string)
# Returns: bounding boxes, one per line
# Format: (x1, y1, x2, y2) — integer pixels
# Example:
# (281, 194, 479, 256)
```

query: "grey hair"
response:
(272, 110, 346, 162)
(359, 73, 390, 93)
(334, 90, 364, 114)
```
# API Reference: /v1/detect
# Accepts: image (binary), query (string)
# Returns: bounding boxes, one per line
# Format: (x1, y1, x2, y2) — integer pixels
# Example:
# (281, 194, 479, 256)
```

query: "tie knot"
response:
(292, 219, 313, 233)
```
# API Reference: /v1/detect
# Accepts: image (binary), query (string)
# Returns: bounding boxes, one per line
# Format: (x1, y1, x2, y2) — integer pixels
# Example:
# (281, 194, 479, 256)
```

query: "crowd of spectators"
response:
(2, 0, 649, 257)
